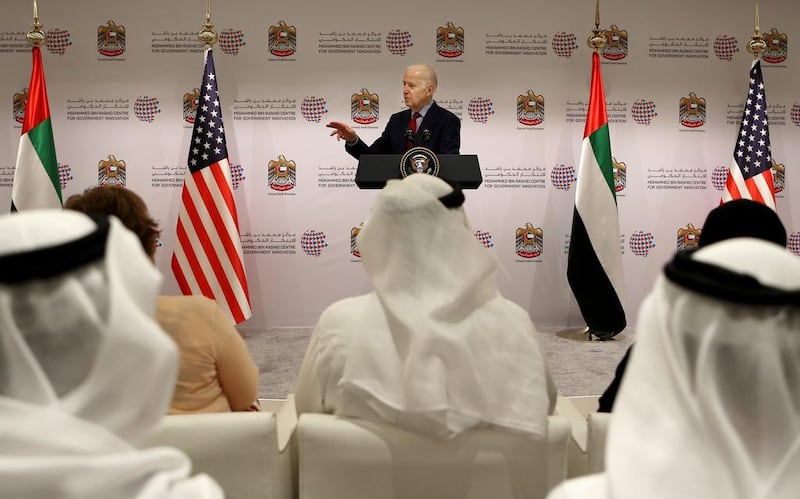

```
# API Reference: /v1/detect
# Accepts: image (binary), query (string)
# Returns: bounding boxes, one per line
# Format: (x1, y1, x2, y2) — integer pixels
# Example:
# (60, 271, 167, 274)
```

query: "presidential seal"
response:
(400, 146, 440, 178)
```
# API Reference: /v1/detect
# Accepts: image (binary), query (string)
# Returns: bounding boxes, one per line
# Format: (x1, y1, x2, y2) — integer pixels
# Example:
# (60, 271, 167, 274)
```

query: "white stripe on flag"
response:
(12, 135, 61, 211)
(574, 136, 624, 295)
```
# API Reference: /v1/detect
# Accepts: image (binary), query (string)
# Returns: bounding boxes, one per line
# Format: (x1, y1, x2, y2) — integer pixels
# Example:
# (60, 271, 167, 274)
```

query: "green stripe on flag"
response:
(27, 118, 61, 202)
(587, 123, 615, 198)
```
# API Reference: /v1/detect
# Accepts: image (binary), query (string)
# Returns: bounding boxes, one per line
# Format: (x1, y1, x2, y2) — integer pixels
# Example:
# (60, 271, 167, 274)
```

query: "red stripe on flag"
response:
(199, 163, 250, 301)
(22, 47, 51, 135)
(173, 217, 216, 299)
(180, 173, 247, 323)
(744, 176, 766, 204)
(583, 52, 608, 139)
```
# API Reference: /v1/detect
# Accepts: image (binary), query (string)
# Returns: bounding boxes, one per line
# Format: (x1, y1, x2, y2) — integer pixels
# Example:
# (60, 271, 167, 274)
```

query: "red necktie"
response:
(406, 111, 421, 150)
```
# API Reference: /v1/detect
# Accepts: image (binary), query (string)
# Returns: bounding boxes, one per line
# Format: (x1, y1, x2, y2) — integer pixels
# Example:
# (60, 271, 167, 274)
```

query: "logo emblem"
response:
(58, 163, 73, 190)
(679, 92, 706, 128)
(629, 230, 655, 257)
(761, 28, 788, 64)
(551, 164, 576, 191)
(552, 32, 579, 58)
(97, 20, 126, 57)
(386, 29, 413, 55)
(631, 99, 657, 126)
(301, 96, 328, 123)
(231, 163, 246, 190)
(46, 28, 72, 55)
(515, 223, 543, 258)
(98, 155, 127, 186)
(351, 88, 379, 125)
(788, 232, 800, 256)
(183, 88, 200, 124)
(711, 165, 729, 191)
(772, 160, 785, 193)
(517, 90, 544, 126)
(613, 157, 627, 192)
(301, 229, 328, 257)
(13, 88, 28, 124)
(350, 223, 363, 257)
(268, 155, 296, 191)
(713, 34, 739, 61)
(601, 25, 628, 60)
(474, 229, 494, 249)
(468, 97, 495, 123)
(677, 223, 701, 250)
(269, 20, 296, 57)
(400, 147, 440, 178)
(436, 22, 464, 58)
(134, 96, 160, 123)
(219, 28, 245, 55)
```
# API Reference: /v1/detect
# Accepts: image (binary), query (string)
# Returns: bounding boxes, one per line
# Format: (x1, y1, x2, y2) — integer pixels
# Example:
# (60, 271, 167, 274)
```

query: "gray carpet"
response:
(243, 327, 634, 400)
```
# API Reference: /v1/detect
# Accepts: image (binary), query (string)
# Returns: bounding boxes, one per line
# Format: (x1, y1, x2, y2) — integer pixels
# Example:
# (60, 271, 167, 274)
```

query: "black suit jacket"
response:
(345, 101, 461, 159)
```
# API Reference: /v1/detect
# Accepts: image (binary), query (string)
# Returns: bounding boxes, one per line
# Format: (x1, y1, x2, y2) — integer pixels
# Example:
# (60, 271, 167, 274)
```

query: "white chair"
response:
(297, 413, 570, 499)
(555, 396, 610, 477)
(143, 398, 297, 499)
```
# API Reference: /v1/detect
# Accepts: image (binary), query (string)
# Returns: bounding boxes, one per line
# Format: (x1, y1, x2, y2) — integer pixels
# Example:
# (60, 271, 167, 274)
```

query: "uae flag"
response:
(12, 46, 61, 212)
(567, 51, 626, 339)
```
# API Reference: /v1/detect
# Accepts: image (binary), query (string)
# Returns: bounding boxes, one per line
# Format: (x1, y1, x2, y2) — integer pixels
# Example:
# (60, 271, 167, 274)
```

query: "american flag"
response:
(722, 60, 776, 210)
(172, 48, 251, 324)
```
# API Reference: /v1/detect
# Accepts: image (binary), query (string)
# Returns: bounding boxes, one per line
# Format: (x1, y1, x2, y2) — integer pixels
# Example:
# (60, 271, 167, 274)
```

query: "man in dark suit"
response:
(327, 64, 460, 158)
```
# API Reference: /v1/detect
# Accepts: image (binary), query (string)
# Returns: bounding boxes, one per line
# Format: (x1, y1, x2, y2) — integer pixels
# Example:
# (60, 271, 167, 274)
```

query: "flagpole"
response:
(746, 2, 766, 59)
(199, 0, 217, 47)
(27, 0, 46, 46)
(587, 0, 607, 52)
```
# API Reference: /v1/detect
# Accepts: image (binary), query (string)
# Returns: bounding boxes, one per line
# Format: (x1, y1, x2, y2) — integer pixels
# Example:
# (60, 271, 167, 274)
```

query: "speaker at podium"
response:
(354, 147, 482, 189)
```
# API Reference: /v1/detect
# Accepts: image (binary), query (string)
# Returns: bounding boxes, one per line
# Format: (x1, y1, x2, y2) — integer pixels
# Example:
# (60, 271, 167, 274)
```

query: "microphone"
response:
(421, 129, 431, 146)
(404, 128, 415, 144)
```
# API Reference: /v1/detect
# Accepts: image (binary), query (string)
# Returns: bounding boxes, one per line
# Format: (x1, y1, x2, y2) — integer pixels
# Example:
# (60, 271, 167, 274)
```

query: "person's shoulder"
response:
(158, 294, 220, 317)
(317, 294, 372, 328)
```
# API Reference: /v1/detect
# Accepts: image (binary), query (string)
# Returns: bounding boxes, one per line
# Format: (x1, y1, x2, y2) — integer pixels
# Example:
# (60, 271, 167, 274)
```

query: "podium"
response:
(355, 154, 482, 189)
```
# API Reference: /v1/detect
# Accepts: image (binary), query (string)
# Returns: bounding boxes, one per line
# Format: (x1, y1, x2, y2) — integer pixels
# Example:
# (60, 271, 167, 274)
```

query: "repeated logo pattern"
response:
(711, 165, 729, 191)
(467, 97, 494, 123)
(550, 163, 576, 191)
(473, 229, 494, 249)
(134, 96, 160, 122)
(219, 28, 246, 55)
(713, 35, 738, 61)
(46, 28, 72, 55)
(58, 163, 73, 190)
(386, 29, 412, 55)
(631, 99, 657, 125)
(788, 232, 800, 256)
(629, 230, 655, 257)
(230, 163, 245, 190)
(301, 229, 328, 256)
(552, 32, 578, 58)
(791, 103, 800, 126)
(301, 96, 328, 123)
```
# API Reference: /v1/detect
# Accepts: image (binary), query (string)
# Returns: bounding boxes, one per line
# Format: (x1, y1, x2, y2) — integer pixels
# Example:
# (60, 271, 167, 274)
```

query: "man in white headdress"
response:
(0, 210, 223, 498)
(295, 173, 556, 439)
(547, 237, 800, 499)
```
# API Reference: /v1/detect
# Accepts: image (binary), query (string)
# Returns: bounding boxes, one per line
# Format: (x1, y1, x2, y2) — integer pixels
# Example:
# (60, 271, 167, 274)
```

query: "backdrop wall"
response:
(1, 0, 798, 332)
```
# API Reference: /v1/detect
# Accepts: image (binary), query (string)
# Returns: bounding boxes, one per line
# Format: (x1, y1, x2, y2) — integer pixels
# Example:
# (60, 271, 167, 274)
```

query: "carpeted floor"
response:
(243, 326, 634, 400)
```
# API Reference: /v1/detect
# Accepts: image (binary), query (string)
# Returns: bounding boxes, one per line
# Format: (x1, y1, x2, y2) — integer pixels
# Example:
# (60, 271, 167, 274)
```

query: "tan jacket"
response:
(156, 295, 259, 414)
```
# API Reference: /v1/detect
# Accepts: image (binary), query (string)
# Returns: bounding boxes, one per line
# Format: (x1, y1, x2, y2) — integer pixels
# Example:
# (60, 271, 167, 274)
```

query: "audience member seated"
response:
(548, 236, 800, 499)
(0, 210, 223, 498)
(295, 173, 557, 439)
(597, 199, 787, 412)
(65, 186, 259, 414)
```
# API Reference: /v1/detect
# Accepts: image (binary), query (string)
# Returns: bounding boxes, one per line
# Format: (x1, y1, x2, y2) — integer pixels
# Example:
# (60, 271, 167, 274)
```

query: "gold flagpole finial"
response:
(27, 0, 46, 46)
(747, 1, 767, 58)
(199, 0, 217, 47)
(587, 0, 607, 51)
